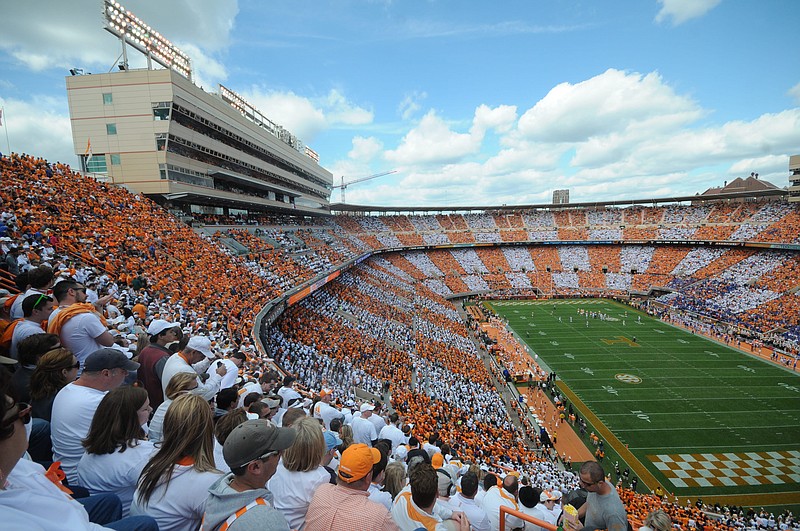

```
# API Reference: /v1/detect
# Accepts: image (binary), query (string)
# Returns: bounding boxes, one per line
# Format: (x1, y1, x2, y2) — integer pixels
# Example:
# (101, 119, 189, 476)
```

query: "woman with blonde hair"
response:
(30, 346, 79, 421)
(147, 372, 198, 443)
(130, 393, 222, 531)
(77, 385, 155, 516)
(338, 423, 354, 451)
(267, 416, 330, 529)
(640, 509, 672, 531)
(382, 460, 407, 501)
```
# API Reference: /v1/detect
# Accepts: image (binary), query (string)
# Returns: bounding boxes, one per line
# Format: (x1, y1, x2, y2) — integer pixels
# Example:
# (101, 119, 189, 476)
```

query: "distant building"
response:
(697, 174, 782, 204)
(790, 155, 800, 202)
(66, 69, 332, 218)
(553, 189, 569, 204)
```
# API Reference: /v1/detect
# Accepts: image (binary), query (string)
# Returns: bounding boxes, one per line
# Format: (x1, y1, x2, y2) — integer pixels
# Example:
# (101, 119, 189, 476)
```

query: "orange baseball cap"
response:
(338, 443, 380, 483)
(431, 453, 444, 469)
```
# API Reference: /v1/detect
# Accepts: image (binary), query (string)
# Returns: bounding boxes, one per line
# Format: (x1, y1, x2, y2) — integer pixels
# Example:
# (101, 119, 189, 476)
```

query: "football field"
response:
(486, 299, 800, 504)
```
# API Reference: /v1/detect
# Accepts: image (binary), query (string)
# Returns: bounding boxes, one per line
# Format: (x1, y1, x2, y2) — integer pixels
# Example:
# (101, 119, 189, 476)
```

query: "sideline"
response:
(556, 381, 668, 494)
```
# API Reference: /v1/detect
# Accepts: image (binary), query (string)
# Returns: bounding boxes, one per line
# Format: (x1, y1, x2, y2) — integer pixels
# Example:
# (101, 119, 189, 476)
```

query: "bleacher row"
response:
(1, 153, 797, 531)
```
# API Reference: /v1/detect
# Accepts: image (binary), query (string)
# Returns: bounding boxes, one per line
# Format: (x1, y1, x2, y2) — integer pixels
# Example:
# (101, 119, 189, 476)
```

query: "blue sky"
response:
(1, 0, 798, 206)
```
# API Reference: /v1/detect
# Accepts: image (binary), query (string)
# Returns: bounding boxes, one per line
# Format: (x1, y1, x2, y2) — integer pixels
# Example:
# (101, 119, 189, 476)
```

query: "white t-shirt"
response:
(213, 438, 230, 474)
(130, 465, 223, 531)
(482, 486, 525, 531)
(312, 400, 343, 430)
(378, 423, 406, 453)
(352, 415, 377, 446)
(10, 288, 45, 319)
(451, 493, 492, 531)
(205, 358, 238, 390)
(277, 385, 302, 408)
(368, 482, 393, 511)
(77, 441, 156, 516)
(3, 458, 107, 531)
(147, 399, 172, 444)
(51, 383, 107, 485)
(267, 461, 330, 530)
(161, 354, 221, 402)
(59, 312, 109, 367)
(10, 319, 45, 359)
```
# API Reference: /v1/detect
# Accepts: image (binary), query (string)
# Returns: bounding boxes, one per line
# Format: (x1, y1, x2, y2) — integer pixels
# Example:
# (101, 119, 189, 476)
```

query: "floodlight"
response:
(102, 0, 192, 81)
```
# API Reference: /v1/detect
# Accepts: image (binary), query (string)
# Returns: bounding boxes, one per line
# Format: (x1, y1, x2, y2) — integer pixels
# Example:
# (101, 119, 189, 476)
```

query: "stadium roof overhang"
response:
(330, 188, 788, 214)
(150, 182, 331, 217)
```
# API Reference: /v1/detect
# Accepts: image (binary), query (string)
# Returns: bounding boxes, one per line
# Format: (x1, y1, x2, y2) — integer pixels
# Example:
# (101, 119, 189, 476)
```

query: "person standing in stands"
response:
(203, 419, 296, 531)
(47, 279, 116, 371)
(305, 443, 400, 531)
(482, 474, 525, 531)
(136, 318, 182, 409)
(9, 264, 55, 319)
(392, 461, 469, 530)
(564, 461, 627, 531)
(352, 402, 378, 446)
(9, 293, 54, 360)
(450, 471, 491, 531)
(51, 348, 140, 486)
(161, 335, 226, 402)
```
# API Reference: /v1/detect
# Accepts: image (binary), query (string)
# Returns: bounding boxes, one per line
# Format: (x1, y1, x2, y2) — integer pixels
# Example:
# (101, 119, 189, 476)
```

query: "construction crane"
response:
(332, 170, 397, 203)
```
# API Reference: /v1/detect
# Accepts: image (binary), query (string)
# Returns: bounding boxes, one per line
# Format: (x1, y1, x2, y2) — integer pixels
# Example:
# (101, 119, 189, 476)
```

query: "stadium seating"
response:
(2, 153, 798, 530)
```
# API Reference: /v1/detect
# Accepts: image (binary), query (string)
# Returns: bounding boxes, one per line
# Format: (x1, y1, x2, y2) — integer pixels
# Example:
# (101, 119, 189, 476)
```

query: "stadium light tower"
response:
(102, 0, 193, 82)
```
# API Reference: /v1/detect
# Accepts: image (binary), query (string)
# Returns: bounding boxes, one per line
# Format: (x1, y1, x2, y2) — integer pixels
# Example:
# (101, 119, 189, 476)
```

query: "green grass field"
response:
(485, 299, 800, 504)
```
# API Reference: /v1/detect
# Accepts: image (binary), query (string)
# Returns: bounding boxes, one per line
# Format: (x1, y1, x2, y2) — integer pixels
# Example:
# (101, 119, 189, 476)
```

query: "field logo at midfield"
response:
(602, 336, 640, 347)
(615, 373, 642, 384)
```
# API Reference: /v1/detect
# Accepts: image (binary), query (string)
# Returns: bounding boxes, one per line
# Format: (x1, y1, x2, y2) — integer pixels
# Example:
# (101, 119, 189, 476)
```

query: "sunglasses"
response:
(579, 478, 601, 487)
(1, 402, 32, 430)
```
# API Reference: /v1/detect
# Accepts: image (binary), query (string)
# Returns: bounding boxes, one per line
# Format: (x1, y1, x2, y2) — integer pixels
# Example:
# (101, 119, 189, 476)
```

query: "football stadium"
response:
(1, 2, 799, 530)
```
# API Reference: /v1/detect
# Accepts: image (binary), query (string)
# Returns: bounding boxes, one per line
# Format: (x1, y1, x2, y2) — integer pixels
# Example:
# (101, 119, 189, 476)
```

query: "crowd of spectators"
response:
(1, 153, 798, 530)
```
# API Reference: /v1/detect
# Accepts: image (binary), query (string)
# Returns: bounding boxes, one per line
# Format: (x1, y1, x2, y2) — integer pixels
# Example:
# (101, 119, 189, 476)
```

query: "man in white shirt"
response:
(352, 402, 378, 446)
(451, 472, 491, 531)
(51, 348, 138, 484)
(48, 280, 116, 370)
(9, 293, 54, 359)
(530, 491, 559, 531)
(379, 412, 407, 454)
(313, 388, 344, 430)
(205, 350, 245, 390)
(161, 335, 226, 401)
(391, 462, 469, 531)
(482, 474, 525, 531)
(368, 402, 387, 434)
(277, 375, 302, 408)
(9, 264, 54, 319)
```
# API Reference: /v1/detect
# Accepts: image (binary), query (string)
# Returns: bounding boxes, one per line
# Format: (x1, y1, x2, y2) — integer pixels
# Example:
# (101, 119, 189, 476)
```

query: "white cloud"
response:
(385, 110, 480, 166)
(242, 89, 327, 140)
(322, 89, 373, 126)
(178, 43, 228, 90)
(385, 104, 518, 167)
(788, 82, 800, 105)
(241, 87, 373, 142)
(728, 154, 791, 178)
(518, 68, 702, 143)
(0, 96, 75, 165)
(345, 67, 799, 207)
(348, 136, 383, 161)
(398, 91, 427, 120)
(0, 0, 237, 73)
(473, 104, 517, 134)
(655, 0, 721, 26)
